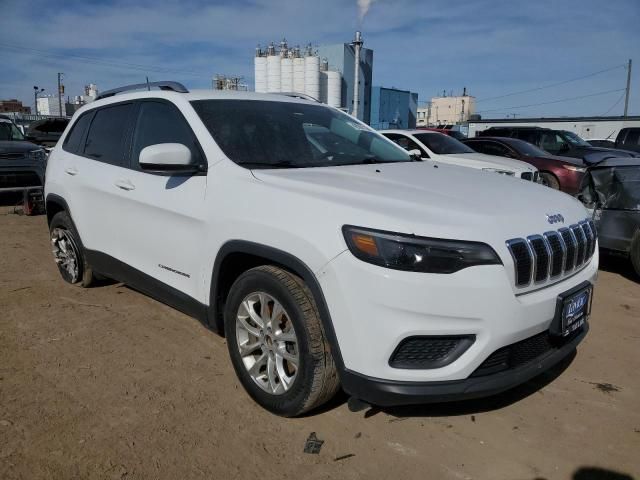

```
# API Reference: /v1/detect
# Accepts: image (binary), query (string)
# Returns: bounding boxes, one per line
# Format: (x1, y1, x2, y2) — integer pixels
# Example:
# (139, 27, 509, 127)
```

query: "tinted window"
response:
(515, 130, 539, 144)
(412, 133, 475, 154)
(623, 129, 640, 145)
(63, 113, 93, 154)
(83, 103, 134, 165)
(482, 142, 511, 157)
(0, 120, 24, 141)
(131, 101, 202, 167)
(382, 133, 427, 156)
(192, 100, 409, 168)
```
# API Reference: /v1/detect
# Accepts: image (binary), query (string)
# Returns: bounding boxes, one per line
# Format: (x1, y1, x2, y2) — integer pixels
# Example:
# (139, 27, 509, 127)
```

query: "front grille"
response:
(521, 172, 532, 181)
(0, 152, 25, 160)
(0, 172, 42, 189)
(389, 335, 475, 369)
(471, 328, 581, 377)
(533, 171, 540, 183)
(506, 219, 596, 288)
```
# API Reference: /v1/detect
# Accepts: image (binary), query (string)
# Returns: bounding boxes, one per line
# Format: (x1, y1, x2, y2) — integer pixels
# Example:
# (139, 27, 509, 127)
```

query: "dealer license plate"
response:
(559, 287, 592, 336)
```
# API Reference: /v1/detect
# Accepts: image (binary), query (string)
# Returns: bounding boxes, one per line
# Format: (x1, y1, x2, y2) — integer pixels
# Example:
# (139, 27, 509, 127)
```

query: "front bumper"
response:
(317, 248, 598, 403)
(341, 324, 587, 406)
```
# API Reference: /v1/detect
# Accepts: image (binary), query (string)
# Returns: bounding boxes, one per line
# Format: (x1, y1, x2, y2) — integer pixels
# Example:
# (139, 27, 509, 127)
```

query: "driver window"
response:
(131, 101, 202, 169)
(540, 132, 567, 153)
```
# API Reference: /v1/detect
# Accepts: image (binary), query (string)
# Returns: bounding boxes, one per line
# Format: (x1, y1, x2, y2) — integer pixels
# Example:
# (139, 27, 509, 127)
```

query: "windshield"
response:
(412, 133, 475, 154)
(191, 100, 410, 168)
(561, 130, 590, 147)
(510, 139, 550, 157)
(0, 120, 25, 141)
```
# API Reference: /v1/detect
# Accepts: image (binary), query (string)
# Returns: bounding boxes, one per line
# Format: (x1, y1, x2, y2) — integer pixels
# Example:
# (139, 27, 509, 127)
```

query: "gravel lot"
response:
(1, 204, 639, 480)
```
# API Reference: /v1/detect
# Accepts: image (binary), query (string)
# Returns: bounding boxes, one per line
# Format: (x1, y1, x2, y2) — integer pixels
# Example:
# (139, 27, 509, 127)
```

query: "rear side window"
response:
(63, 113, 92, 154)
(83, 103, 134, 166)
(131, 101, 202, 167)
(623, 129, 640, 145)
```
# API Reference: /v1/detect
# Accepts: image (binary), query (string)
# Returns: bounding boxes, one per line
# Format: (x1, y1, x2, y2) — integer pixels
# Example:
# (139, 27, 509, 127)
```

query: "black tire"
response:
(540, 172, 561, 190)
(49, 211, 94, 287)
(630, 230, 640, 279)
(224, 265, 339, 417)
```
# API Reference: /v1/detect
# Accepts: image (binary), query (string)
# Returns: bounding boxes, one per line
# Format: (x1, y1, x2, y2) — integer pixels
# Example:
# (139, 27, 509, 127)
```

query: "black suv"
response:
(478, 126, 636, 161)
(0, 114, 47, 191)
(615, 127, 640, 153)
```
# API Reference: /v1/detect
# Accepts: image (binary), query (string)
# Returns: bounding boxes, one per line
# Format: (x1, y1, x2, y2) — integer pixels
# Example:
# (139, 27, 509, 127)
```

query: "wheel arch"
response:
(209, 240, 346, 373)
(45, 193, 72, 226)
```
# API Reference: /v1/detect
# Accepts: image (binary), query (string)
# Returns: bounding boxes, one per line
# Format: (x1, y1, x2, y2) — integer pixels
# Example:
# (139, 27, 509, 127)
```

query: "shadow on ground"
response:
(598, 252, 639, 283)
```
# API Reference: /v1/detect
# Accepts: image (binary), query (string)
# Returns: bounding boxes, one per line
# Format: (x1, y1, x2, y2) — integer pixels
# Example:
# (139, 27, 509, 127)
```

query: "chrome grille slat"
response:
(506, 218, 596, 288)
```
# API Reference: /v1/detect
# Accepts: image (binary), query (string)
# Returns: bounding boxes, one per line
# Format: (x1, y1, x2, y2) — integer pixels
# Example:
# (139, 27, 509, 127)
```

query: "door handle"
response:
(114, 179, 135, 191)
(64, 167, 78, 176)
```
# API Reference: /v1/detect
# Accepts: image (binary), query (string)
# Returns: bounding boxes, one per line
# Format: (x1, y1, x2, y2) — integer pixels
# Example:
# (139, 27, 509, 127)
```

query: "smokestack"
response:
(351, 31, 363, 119)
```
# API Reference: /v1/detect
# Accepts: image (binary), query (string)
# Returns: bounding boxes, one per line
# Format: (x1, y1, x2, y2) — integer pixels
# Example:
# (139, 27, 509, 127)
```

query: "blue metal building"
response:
(370, 86, 419, 130)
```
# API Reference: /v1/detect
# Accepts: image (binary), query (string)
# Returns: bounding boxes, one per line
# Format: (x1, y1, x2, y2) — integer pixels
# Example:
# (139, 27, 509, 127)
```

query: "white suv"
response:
(45, 82, 598, 416)
(381, 129, 540, 181)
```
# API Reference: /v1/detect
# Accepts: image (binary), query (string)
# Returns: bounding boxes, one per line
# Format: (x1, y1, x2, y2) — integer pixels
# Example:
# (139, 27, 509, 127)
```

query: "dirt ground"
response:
(1, 202, 639, 480)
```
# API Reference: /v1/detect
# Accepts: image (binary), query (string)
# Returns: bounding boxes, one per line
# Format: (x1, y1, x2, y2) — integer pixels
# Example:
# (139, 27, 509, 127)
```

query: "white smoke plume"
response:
(357, 0, 376, 23)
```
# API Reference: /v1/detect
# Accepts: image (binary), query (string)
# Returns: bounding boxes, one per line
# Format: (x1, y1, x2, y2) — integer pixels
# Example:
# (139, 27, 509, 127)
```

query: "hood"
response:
(440, 152, 536, 173)
(0, 140, 43, 154)
(252, 161, 588, 244)
(581, 146, 638, 164)
(539, 154, 585, 167)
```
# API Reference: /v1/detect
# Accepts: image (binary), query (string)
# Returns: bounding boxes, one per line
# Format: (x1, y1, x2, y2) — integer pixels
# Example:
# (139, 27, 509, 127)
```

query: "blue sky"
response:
(1, 0, 639, 119)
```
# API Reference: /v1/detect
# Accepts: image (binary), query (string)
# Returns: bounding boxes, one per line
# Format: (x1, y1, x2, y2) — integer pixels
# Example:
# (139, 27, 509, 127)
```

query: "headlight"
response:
(342, 226, 502, 274)
(482, 168, 515, 176)
(28, 149, 46, 163)
(562, 165, 586, 172)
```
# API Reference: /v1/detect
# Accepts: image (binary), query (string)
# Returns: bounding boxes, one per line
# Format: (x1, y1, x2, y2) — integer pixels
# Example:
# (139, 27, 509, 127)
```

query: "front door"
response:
(113, 99, 208, 302)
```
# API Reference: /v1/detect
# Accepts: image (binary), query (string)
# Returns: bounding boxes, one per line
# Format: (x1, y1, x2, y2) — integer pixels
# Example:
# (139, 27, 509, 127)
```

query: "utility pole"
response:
(57, 72, 64, 117)
(623, 59, 632, 117)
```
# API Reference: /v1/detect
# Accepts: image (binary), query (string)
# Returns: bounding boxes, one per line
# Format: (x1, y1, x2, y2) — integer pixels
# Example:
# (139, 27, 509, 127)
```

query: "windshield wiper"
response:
(236, 161, 298, 169)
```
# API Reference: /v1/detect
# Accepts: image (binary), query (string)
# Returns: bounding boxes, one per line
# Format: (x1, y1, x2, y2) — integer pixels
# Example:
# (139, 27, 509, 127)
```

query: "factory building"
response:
(254, 40, 342, 109)
(316, 35, 373, 123)
(254, 33, 373, 123)
(370, 86, 418, 130)
(427, 91, 476, 126)
(36, 96, 64, 116)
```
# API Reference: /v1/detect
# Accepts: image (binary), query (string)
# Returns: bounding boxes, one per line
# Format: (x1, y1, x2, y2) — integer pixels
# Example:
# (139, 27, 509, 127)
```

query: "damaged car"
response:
(579, 156, 640, 277)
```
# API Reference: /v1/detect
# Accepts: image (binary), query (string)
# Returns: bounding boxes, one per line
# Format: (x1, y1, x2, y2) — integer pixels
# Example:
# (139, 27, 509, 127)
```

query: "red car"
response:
(462, 136, 586, 194)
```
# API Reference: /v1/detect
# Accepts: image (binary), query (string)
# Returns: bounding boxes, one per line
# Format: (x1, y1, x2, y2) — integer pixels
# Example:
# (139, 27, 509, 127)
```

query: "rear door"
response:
(114, 99, 208, 300)
(61, 102, 136, 260)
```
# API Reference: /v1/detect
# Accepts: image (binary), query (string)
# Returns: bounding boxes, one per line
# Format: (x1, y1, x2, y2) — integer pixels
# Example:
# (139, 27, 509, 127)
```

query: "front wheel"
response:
(224, 265, 339, 416)
(540, 172, 560, 190)
(49, 211, 94, 287)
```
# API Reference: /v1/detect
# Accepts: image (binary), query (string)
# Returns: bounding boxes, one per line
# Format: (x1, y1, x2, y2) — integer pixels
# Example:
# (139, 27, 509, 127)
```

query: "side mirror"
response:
(408, 148, 423, 159)
(139, 143, 201, 173)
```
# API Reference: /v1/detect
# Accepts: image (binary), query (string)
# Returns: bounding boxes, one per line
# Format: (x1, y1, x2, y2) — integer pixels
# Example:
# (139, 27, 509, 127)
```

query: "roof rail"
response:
(96, 81, 189, 100)
(276, 92, 320, 103)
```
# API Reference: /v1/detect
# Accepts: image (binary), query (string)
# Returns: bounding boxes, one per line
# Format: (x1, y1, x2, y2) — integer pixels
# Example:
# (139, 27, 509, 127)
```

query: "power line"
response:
(476, 88, 626, 114)
(475, 64, 627, 103)
(0, 43, 211, 78)
(601, 91, 626, 116)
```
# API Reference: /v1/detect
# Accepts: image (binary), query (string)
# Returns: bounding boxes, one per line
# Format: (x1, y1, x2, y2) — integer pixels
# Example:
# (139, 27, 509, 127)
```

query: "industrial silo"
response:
(326, 70, 342, 108)
(254, 46, 268, 93)
(266, 42, 281, 93)
(304, 48, 320, 100)
(281, 56, 294, 92)
(319, 71, 328, 103)
(292, 47, 305, 94)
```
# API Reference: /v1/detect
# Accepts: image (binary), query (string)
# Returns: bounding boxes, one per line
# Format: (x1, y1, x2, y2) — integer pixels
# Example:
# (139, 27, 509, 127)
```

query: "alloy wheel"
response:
(235, 292, 299, 395)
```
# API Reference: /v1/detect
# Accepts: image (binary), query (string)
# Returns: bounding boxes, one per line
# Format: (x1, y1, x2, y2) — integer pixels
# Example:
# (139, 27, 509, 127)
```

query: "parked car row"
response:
(380, 129, 539, 181)
(0, 114, 47, 192)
